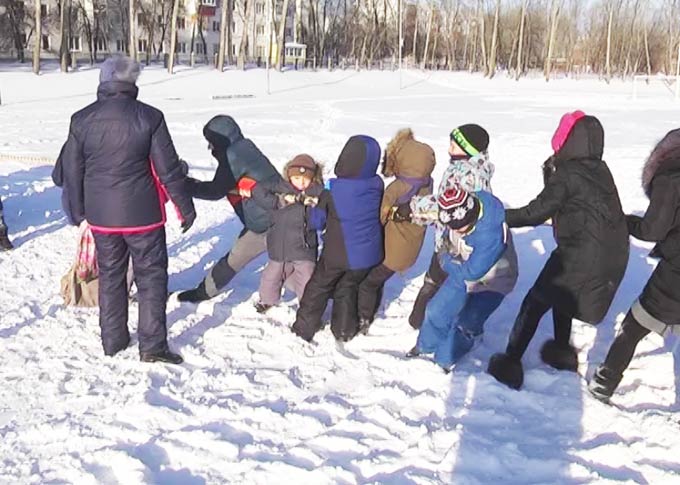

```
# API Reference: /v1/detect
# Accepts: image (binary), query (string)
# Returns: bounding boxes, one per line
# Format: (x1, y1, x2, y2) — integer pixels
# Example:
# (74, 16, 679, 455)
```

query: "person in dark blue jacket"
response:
(55, 56, 196, 364)
(0, 198, 12, 251)
(409, 186, 507, 372)
(292, 135, 384, 343)
(177, 115, 282, 302)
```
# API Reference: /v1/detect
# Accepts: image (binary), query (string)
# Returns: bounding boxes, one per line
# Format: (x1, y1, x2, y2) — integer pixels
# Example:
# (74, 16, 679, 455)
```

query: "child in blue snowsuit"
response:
(410, 185, 507, 372)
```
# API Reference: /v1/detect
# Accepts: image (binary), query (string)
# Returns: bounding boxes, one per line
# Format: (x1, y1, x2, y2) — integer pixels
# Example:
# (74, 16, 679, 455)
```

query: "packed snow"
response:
(1, 65, 679, 484)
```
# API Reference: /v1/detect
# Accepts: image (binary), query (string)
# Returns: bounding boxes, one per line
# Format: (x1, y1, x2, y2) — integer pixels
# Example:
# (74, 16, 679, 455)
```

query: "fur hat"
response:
(450, 124, 489, 157)
(99, 55, 141, 84)
(437, 185, 480, 230)
(284, 154, 323, 185)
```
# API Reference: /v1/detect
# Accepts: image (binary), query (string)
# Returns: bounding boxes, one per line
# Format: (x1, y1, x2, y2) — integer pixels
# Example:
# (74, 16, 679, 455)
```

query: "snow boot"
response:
(540, 339, 579, 372)
(588, 365, 623, 403)
(254, 302, 273, 314)
(177, 281, 211, 303)
(487, 352, 524, 390)
(405, 346, 421, 358)
(358, 318, 372, 335)
(291, 323, 314, 343)
(140, 349, 184, 365)
(0, 227, 13, 251)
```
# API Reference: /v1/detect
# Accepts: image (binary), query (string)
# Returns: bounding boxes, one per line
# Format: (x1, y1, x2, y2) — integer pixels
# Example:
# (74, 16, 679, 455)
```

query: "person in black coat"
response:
(177, 115, 282, 302)
(250, 154, 324, 312)
(0, 198, 12, 251)
(56, 56, 196, 364)
(292, 135, 384, 343)
(590, 129, 680, 402)
(488, 112, 629, 389)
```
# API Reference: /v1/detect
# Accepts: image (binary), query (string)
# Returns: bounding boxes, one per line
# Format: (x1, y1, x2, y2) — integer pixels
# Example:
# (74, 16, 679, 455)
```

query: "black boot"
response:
(358, 318, 372, 335)
(405, 346, 421, 358)
(0, 226, 13, 251)
(140, 349, 184, 364)
(588, 365, 623, 403)
(177, 281, 211, 303)
(254, 302, 272, 314)
(540, 339, 579, 372)
(488, 352, 524, 390)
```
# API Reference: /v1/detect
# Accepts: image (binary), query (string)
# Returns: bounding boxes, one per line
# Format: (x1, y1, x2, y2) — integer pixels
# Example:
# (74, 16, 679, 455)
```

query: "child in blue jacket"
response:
(409, 185, 508, 372)
(292, 135, 384, 343)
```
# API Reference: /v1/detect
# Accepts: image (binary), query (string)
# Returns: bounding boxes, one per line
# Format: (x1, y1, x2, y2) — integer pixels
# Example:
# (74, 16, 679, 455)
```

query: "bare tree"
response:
(33, 0, 41, 73)
(276, 0, 291, 70)
(544, 0, 561, 81)
(129, 0, 136, 59)
(487, 0, 500, 78)
(167, 0, 179, 73)
(515, 0, 528, 80)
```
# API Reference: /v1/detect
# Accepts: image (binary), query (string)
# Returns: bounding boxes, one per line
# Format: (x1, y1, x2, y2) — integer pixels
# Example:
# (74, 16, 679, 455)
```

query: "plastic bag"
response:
(75, 222, 98, 282)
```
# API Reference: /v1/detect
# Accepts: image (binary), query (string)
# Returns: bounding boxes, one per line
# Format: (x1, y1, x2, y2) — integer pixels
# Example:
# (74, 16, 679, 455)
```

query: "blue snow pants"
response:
(416, 275, 504, 369)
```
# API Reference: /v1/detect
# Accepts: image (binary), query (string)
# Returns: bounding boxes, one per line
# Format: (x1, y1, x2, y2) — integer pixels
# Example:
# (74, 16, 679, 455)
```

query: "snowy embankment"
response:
(0, 66, 678, 484)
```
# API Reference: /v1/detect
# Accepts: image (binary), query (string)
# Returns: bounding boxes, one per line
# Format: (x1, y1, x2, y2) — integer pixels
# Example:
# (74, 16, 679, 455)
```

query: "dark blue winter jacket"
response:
(190, 115, 281, 234)
(439, 190, 507, 284)
(309, 135, 384, 270)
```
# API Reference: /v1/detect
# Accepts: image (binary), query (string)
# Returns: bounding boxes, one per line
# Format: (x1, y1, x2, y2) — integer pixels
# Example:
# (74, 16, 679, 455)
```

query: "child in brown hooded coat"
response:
(357, 129, 436, 332)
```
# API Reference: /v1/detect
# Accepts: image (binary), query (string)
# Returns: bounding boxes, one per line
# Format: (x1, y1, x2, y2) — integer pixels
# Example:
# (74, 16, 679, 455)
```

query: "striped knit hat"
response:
(450, 124, 490, 157)
(438, 185, 480, 230)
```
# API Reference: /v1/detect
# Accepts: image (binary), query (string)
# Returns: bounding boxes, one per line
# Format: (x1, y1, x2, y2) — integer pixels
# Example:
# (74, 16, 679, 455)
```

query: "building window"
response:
(137, 13, 145, 25)
(255, 3, 264, 14)
(212, 21, 219, 31)
(177, 42, 186, 54)
(138, 39, 148, 52)
(69, 36, 81, 52)
(41, 34, 49, 50)
(256, 25, 264, 35)
(195, 43, 204, 55)
(40, 3, 48, 17)
(256, 46, 264, 57)
(178, 17, 186, 29)
(232, 44, 236, 55)
(95, 37, 106, 51)
(201, 0, 216, 5)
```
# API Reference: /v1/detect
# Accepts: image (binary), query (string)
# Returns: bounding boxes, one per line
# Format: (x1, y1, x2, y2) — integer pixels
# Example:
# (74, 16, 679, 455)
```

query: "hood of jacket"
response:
(382, 128, 436, 178)
(554, 115, 604, 164)
(96, 81, 139, 101)
(203, 115, 245, 156)
(335, 135, 381, 179)
(642, 128, 680, 196)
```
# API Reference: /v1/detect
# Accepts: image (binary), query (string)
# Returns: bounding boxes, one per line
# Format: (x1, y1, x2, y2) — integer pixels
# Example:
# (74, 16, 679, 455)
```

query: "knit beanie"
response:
(438, 185, 481, 230)
(99, 55, 141, 84)
(450, 124, 490, 157)
(286, 154, 317, 180)
(551, 110, 586, 153)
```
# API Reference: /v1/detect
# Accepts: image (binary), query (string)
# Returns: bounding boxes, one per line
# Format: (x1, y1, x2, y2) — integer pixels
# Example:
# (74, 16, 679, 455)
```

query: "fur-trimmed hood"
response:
(382, 128, 436, 178)
(642, 129, 680, 196)
(283, 158, 325, 185)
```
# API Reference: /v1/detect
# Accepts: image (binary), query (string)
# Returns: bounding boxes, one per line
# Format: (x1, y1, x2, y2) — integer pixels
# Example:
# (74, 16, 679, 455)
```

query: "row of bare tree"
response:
(3, 0, 680, 81)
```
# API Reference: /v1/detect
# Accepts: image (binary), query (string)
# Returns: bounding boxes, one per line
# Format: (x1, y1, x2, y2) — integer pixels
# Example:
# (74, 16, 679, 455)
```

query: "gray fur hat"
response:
(99, 55, 141, 84)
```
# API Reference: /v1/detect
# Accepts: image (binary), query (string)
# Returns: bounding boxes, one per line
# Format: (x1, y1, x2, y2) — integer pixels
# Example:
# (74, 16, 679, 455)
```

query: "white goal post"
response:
(632, 74, 680, 100)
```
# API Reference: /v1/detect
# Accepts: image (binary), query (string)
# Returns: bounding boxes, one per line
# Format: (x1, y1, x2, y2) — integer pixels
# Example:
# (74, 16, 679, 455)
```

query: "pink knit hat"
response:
(551, 110, 586, 153)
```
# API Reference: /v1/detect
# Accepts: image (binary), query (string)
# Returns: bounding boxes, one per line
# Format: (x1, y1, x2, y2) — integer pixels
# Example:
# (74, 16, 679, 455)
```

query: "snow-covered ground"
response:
(1, 65, 679, 484)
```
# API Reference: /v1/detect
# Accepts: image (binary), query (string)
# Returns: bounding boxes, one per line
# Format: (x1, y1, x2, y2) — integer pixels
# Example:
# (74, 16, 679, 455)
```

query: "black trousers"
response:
(506, 289, 573, 360)
(357, 264, 396, 322)
(408, 253, 448, 329)
(293, 256, 370, 342)
(599, 311, 650, 379)
(94, 227, 169, 355)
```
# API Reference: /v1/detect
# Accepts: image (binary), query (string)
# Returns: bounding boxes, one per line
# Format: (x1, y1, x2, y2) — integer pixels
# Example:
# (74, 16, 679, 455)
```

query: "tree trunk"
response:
(544, 0, 560, 82)
(605, 2, 614, 82)
(237, 0, 249, 69)
(644, 23, 652, 78)
(60, 0, 69, 71)
(33, 0, 41, 74)
(218, 0, 229, 70)
(129, 0, 137, 60)
(412, 7, 418, 63)
(276, 0, 291, 70)
(226, 0, 233, 64)
(487, 0, 500, 78)
(167, 0, 179, 73)
(477, 0, 487, 75)
(422, 3, 433, 69)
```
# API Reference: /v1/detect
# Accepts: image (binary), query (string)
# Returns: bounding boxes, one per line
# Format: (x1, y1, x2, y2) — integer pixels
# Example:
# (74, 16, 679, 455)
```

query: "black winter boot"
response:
(178, 281, 211, 303)
(540, 339, 579, 372)
(0, 226, 13, 251)
(588, 365, 623, 403)
(140, 349, 184, 364)
(488, 352, 524, 390)
(405, 346, 421, 358)
(254, 302, 273, 314)
(358, 318, 372, 335)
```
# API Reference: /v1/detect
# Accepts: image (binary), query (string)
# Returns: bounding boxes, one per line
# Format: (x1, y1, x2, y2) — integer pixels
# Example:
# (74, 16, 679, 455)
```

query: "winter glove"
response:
(181, 211, 196, 233)
(277, 193, 299, 208)
(389, 202, 413, 223)
(299, 194, 319, 207)
(179, 158, 190, 176)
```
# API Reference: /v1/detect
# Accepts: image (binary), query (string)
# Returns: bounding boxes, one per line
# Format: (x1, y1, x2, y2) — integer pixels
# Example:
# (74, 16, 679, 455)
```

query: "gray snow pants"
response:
(258, 260, 316, 305)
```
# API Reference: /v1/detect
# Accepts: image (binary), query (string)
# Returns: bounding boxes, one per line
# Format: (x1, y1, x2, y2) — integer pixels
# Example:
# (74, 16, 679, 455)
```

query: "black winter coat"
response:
(251, 178, 324, 262)
(628, 129, 680, 326)
(54, 81, 195, 229)
(191, 116, 281, 234)
(506, 116, 629, 324)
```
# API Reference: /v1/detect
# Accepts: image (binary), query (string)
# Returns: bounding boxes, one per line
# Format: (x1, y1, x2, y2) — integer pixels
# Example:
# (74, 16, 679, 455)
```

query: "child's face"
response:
(290, 175, 311, 191)
(449, 140, 468, 158)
